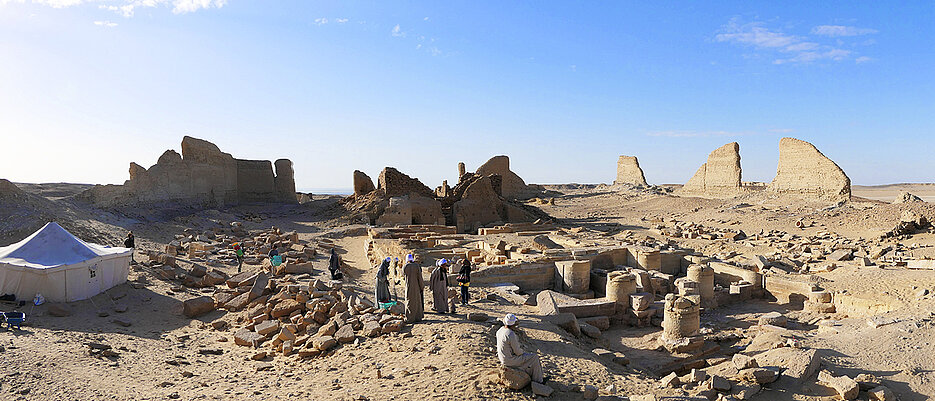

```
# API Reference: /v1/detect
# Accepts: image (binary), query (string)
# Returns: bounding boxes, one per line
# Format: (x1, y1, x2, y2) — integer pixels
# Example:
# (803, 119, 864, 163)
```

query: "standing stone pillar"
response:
(606, 271, 637, 312)
(555, 260, 591, 294)
(659, 294, 702, 353)
(686, 264, 715, 308)
(458, 162, 466, 180)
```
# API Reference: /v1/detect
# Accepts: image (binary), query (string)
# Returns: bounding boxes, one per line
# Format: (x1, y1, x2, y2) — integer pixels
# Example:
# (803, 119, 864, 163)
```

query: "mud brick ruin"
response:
(346, 155, 539, 233)
(79, 136, 297, 207)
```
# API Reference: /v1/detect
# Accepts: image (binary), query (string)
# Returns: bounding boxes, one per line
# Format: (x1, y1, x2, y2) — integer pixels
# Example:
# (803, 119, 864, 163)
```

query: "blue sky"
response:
(1, 1, 932, 191)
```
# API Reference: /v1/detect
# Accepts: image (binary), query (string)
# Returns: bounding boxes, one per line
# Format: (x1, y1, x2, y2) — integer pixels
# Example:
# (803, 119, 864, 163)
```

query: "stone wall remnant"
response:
(767, 137, 851, 202)
(680, 142, 743, 199)
(614, 156, 648, 186)
(353, 170, 375, 196)
(377, 167, 435, 198)
(475, 155, 531, 199)
(79, 136, 296, 207)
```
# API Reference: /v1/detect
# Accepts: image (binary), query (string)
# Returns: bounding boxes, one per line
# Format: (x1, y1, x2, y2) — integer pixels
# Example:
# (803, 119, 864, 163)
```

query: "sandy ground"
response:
(2, 182, 935, 400)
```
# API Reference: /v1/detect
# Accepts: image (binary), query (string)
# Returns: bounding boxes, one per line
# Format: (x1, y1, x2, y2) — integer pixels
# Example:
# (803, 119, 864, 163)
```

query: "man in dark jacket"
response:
(123, 231, 135, 263)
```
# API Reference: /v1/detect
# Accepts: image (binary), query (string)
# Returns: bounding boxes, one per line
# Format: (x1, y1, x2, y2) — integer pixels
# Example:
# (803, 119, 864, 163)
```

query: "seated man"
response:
(496, 313, 545, 383)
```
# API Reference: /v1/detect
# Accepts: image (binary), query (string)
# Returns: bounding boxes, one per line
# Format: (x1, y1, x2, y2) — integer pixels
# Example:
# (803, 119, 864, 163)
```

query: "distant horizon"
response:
(1, 2, 932, 188)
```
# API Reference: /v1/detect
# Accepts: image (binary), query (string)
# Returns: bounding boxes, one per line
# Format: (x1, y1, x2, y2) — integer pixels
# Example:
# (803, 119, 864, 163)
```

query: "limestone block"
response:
(182, 296, 216, 318)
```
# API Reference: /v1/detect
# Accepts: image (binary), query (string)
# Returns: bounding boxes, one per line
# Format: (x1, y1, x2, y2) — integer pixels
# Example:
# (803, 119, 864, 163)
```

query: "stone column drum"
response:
(662, 294, 700, 340)
(556, 260, 591, 294)
(606, 271, 637, 312)
(686, 264, 715, 308)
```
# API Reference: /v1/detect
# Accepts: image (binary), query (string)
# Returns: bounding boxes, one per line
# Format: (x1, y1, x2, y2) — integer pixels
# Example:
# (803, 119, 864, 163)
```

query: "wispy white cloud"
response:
(391, 24, 405, 37)
(5, 0, 227, 18)
(715, 17, 875, 65)
(812, 25, 878, 37)
(774, 48, 850, 64)
(715, 19, 799, 49)
(313, 17, 327, 25)
(855, 56, 873, 64)
(93, 20, 117, 27)
(335, 18, 347, 23)
(648, 129, 793, 138)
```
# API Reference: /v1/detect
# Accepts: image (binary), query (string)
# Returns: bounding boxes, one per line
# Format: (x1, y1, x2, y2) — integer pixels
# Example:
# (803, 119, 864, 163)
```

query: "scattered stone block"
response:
(467, 312, 488, 322)
(818, 371, 859, 400)
(582, 384, 598, 400)
(758, 312, 787, 327)
(255, 320, 280, 336)
(732, 354, 758, 370)
(234, 329, 264, 347)
(545, 313, 581, 337)
(579, 322, 601, 339)
(661, 372, 680, 388)
(499, 366, 531, 390)
(531, 381, 553, 397)
(182, 296, 215, 318)
(738, 368, 778, 384)
(868, 385, 895, 401)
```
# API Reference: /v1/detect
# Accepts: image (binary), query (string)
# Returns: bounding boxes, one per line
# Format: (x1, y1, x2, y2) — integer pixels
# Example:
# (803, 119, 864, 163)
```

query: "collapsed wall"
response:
(767, 137, 851, 202)
(347, 156, 538, 232)
(79, 136, 297, 207)
(614, 155, 648, 186)
(679, 142, 743, 198)
(475, 155, 532, 199)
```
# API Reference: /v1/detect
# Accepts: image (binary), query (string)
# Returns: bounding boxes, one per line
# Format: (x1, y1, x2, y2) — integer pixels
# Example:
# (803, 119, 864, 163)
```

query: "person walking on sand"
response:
(123, 231, 135, 263)
(429, 259, 450, 314)
(456, 258, 471, 306)
(402, 254, 424, 323)
(497, 313, 545, 384)
(375, 257, 392, 304)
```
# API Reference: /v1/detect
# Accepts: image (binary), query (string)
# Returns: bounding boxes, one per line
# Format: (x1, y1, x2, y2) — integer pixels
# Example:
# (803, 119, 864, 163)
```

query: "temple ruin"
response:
(614, 155, 648, 186)
(78, 136, 297, 207)
(680, 142, 743, 198)
(475, 155, 533, 199)
(346, 155, 539, 233)
(767, 137, 852, 202)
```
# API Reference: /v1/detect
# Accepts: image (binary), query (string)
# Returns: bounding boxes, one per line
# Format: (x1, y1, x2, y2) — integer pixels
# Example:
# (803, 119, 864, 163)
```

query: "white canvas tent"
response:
(0, 222, 131, 303)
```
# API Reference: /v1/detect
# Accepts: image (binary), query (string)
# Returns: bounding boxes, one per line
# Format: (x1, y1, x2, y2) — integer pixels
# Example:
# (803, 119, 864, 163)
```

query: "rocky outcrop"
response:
(353, 170, 375, 196)
(767, 138, 850, 202)
(615, 155, 648, 186)
(377, 167, 434, 198)
(895, 191, 922, 204)
(680, 142, 743, 198)
(0, 179, 25, 201)
(78, 136, 297, 207)
(475, 156, 532, 199)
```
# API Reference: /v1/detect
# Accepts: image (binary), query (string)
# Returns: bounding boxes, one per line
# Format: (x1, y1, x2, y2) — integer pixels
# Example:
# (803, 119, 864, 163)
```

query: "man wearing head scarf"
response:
(496, 313, 545, 383)
(429, 259, 450, 314)
(402, 254, 424, 323)
(375, 257, 392, 304)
